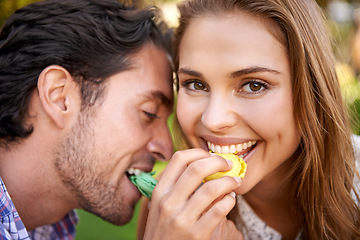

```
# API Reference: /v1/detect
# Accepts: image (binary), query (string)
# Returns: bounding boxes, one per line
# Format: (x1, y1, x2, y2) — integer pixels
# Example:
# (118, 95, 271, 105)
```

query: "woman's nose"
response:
(201, 94, 237, 133)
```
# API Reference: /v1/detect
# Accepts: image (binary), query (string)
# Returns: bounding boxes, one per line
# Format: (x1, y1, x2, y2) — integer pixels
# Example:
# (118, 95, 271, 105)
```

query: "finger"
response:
(150, 178, 239, 239)
(196, 192, 237, 234)
(179, 176, 240, 222)
(156, 148, 208, 182)
(147, 153, 235, 238)
(210, 218, 244, 240)
(146, 149, 211, 235)
(152, 149, 209, 199)
(158, 154, 233, 204)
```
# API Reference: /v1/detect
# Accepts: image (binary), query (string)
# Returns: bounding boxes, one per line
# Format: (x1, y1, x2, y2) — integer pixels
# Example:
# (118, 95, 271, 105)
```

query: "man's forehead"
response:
(142, 90, 173, 107)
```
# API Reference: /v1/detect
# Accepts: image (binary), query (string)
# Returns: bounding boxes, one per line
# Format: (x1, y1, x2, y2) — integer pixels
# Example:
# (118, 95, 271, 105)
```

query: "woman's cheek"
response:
(177, 96, 197, 126)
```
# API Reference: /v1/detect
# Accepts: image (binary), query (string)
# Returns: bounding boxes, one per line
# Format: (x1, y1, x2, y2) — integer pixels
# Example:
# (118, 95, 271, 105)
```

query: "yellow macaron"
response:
(204, 153, 247, 182)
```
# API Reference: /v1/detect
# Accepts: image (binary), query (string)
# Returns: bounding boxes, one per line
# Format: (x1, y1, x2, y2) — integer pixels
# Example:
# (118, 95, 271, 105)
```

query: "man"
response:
(0, 0, 174, 238)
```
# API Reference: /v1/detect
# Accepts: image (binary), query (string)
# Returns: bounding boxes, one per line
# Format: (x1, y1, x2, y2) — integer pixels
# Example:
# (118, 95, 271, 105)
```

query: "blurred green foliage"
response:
(0, 0, 41, 25)
(349, 99, 360, 135)
(337, 62, 360, 135)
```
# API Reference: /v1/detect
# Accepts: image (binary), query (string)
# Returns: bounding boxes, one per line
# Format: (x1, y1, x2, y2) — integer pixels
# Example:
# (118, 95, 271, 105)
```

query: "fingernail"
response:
(226, 159, 233, 166)
(230, 192, 236, 198)
(233, 177, 242, 184)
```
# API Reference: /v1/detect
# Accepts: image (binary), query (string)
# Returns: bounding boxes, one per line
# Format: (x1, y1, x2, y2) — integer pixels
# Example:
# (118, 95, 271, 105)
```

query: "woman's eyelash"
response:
(241, 79, 269, 92)
(181, 80, 208, 91)
(180, 78, 269, 94)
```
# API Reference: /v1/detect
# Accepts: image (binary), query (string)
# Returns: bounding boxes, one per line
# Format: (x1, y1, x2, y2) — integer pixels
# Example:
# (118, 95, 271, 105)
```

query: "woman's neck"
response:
(243, 158, 300, 240)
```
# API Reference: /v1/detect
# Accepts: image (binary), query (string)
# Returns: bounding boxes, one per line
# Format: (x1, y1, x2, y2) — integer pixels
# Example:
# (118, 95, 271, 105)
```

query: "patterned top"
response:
(235, 196, 302, 240)
(0, 177, 78, 240)
(235, 135, 360, 240)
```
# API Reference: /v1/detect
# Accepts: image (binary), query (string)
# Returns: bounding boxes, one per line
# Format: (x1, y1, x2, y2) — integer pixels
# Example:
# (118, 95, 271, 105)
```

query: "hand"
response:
(143, 148, 242, 240)
(210, 218, 244, 240)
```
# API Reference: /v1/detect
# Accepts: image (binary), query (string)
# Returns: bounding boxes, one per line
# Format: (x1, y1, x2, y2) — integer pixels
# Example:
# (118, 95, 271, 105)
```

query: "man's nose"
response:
(147, 123, 174, 161)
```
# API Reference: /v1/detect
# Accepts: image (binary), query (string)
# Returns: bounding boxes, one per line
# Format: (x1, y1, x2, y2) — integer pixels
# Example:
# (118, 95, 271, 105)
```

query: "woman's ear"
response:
(37, 65, 79, 129)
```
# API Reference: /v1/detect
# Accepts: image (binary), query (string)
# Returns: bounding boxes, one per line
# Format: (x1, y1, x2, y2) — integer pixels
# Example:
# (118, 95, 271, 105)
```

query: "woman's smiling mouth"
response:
(207, 140, 257, 158)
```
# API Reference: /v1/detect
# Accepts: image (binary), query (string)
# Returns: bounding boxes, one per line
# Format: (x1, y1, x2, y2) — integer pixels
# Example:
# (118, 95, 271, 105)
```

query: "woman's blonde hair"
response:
(174, 0, 360, 238)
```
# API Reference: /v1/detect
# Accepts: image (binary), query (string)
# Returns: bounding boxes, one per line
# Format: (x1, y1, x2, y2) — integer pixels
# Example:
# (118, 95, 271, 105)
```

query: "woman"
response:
(141, 0, 360, 239)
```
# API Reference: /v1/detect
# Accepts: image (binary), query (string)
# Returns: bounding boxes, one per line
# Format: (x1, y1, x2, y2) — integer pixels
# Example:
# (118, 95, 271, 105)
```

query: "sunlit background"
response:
(1, 0, 360, 239)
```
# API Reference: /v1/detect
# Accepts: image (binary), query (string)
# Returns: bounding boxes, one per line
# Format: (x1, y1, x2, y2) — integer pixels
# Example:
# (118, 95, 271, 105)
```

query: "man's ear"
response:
(37, 65, 79, 129)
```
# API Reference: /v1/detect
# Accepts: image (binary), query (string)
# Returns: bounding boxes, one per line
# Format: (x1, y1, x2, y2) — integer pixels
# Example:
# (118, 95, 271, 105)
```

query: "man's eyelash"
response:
(143, 111, 159, 119)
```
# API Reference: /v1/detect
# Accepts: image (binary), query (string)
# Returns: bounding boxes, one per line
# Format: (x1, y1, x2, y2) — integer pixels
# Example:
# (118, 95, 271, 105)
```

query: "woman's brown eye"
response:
(194, 82, 205, 90)
(249, 82, 262, 92)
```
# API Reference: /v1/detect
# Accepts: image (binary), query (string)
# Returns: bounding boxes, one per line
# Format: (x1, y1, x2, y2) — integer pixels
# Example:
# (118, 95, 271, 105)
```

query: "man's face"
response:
(55, 44, 174, 225)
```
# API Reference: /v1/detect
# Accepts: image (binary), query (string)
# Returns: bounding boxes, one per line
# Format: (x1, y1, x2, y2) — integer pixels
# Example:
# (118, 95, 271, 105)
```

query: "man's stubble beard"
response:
(53, 110, 135, 225)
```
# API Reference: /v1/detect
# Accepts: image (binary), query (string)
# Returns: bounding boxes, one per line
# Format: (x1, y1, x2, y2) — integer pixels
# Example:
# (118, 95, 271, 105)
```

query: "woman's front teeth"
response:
(207, 140, 256, 154)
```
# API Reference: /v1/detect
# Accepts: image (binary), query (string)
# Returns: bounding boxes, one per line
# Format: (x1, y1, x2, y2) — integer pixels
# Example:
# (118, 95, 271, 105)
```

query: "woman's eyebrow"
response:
(177, 67, 204, 78)
(229, 66, 280, 78)
(178, 66, 280, 79)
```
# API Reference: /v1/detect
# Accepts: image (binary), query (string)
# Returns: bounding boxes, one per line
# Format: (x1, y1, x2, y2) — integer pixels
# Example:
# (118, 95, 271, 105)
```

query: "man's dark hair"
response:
(0, 0, 172, 142)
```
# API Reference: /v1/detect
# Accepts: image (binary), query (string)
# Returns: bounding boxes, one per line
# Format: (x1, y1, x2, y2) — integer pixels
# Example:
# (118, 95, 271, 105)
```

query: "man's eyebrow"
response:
(177, 67, 204, 79)
(145, 90, 173, 107)
(229, 66, 280, 78)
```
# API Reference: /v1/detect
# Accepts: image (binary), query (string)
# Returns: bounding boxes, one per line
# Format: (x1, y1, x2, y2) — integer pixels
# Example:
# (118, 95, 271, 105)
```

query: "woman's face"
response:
(176, 12, 301, 194)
